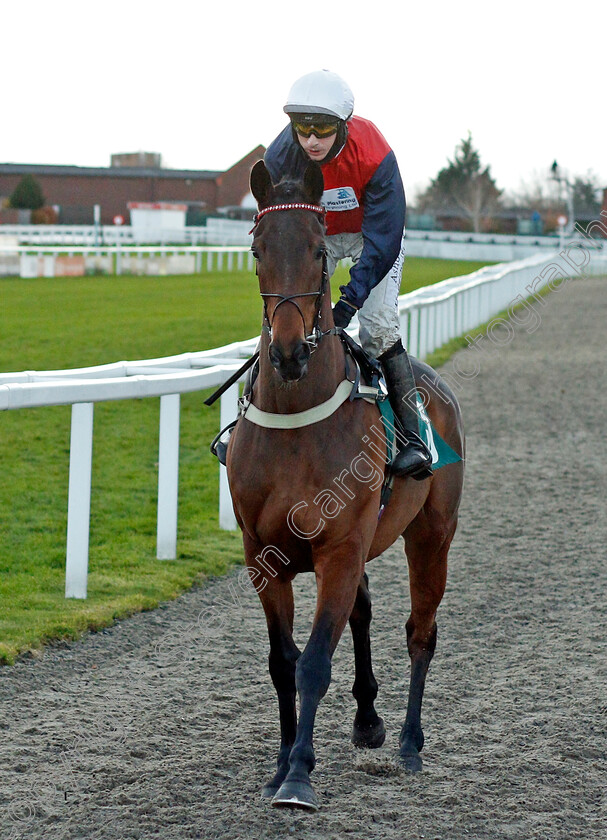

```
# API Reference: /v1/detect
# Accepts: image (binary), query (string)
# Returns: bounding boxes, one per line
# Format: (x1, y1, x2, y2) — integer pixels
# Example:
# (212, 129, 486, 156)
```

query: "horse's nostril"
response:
(293, 341, 311, 365)
(268, 343, 283, 369)
(268, 341, 310, 381)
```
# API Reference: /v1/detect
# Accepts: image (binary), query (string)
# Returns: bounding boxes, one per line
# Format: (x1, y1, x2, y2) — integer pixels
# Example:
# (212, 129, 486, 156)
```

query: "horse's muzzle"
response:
(268, 340, 311, 382)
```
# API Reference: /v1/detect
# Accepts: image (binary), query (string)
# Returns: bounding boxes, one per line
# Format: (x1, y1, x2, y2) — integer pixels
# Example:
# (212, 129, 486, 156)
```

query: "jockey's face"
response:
(296, 130, 337, 163)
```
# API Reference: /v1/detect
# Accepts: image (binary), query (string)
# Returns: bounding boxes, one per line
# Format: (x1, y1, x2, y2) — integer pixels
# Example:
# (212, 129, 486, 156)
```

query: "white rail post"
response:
(65, 402, 94, 599)
(408, 306, 420, 357)
(419, 306, 429, 360)
(157, 394, 181, 559)
(398, 307, 410, 350)
(219, 383, 239, 530)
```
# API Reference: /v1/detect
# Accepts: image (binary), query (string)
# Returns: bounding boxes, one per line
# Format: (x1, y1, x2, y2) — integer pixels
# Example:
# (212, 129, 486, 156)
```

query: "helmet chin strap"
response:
(320, 121, 348, 165)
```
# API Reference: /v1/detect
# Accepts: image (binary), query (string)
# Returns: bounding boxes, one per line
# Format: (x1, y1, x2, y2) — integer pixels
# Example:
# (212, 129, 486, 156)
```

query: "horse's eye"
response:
(316, 246, 326, 260)
(251, 246, 259, 260)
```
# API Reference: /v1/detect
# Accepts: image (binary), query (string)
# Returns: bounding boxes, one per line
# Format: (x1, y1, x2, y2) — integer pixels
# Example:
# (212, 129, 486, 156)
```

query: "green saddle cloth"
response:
(377, 394, 461, 472)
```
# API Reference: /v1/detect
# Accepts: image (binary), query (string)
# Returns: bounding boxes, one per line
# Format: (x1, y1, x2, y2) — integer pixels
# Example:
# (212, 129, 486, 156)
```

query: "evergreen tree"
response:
(571, 174, 601, 217)
(9, 175, 46, 210)
(418, 134, 502, 232)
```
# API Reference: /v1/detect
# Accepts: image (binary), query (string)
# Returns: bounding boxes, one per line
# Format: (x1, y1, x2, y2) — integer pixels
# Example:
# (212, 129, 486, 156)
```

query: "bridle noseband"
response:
(251, 202, 332, 350)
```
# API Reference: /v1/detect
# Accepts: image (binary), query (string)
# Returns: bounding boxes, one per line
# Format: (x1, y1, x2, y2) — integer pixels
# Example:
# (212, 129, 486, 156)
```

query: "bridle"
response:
(251, 202, 333, 351)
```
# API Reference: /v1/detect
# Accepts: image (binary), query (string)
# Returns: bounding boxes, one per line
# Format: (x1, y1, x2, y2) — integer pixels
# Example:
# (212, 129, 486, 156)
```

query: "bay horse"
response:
(226, 160, 464, 811)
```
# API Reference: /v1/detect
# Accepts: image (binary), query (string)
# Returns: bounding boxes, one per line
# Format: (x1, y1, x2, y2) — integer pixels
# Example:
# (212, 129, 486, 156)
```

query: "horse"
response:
(225, 159, 465, 811)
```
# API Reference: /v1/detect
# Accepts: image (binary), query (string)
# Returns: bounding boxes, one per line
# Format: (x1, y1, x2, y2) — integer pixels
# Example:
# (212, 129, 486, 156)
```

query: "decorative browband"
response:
(251, 203, 326, 232)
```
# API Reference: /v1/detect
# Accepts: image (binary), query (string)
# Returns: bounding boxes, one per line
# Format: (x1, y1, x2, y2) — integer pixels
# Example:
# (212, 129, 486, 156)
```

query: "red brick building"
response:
(0, 146, 265, 225)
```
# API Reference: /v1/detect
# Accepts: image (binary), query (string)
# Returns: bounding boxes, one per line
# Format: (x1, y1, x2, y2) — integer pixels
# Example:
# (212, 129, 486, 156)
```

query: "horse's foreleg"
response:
(265, 616, 300, 797)
(400, 517, 456, 772)
(349, 572, 386, 748)
(255, 574, 300, 799)
(272, 553, 363, 811)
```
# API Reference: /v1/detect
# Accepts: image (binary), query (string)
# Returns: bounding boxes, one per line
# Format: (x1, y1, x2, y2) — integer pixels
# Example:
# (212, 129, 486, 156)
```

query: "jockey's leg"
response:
(357, 231, 432, 480)
(379, 340, 433, 479)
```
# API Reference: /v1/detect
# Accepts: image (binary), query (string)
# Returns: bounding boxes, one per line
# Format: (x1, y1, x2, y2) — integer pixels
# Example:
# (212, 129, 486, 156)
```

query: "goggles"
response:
(291, 119, 339, 139)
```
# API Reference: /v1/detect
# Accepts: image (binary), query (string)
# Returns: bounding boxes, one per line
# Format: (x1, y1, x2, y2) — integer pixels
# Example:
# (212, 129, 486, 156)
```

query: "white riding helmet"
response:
(284, 70, 354, 121)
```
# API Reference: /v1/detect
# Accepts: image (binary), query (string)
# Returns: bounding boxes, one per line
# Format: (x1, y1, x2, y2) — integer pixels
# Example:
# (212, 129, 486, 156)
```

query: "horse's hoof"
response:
(271, 780, 319, 812)
(399, 749, 423, 773)
(351, 717, 386, 749)
(261, 764, 289, 798)
(261, 782, 279, 799)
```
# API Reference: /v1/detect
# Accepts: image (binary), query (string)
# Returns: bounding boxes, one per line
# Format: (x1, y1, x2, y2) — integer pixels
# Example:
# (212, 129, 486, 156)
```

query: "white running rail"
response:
(0, 245, 604, 598)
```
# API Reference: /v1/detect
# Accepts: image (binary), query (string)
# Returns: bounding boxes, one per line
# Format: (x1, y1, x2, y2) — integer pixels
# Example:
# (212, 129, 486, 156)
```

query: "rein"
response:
(251, 201, 330, 351)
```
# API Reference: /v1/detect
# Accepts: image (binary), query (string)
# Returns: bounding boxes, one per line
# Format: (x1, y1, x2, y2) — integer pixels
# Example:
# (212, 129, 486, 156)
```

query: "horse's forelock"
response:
(273, 178, 308, 205)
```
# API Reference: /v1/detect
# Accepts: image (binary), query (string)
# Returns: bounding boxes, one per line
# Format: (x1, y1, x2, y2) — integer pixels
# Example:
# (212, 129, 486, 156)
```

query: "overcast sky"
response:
(3, 0, 605, 202)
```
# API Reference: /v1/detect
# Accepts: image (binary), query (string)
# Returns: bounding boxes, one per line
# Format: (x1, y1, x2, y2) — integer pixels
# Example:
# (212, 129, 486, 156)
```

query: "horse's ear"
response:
(303, 162, 324, 204)
(250, 160, 273, 208)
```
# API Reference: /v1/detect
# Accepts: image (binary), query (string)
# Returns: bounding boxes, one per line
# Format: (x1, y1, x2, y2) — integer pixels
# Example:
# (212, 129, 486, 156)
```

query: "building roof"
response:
(0, 162, 222, 180)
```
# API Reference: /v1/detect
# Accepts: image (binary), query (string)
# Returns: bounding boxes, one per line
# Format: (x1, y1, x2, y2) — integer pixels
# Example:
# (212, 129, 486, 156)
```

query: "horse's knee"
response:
(406, 617, 437, 658)
(349, 578, 372, 626)
(269, 646, 299, 692)
(296, 649, 331, 702)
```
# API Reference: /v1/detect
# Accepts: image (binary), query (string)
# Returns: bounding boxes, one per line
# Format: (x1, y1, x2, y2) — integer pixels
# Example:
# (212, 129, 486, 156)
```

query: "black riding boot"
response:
(379, 341, 433, 481)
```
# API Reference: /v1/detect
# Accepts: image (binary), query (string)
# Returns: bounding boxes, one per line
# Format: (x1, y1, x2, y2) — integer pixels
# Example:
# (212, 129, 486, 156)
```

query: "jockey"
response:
(264, 69, 432, 480)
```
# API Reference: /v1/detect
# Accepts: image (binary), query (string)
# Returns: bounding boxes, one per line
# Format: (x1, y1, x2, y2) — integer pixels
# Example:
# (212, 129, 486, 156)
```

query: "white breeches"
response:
(325, 229, 406, 358)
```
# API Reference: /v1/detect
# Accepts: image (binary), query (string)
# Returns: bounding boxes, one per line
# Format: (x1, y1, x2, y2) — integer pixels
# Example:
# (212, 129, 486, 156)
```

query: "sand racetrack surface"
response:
(1, 275, 606, 840)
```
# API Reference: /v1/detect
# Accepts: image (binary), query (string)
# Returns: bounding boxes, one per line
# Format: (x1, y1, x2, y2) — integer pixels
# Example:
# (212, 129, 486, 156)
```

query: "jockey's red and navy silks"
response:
(264, 115, 406, 310)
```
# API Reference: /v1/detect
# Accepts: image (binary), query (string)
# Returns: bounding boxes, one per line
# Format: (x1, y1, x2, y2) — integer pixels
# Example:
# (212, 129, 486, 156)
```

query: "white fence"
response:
(0, 219, 253, 246)
(405, 230, 570, 262)
(0, 243, 255, 278)
(1, 244, 605, 599)
(1, 222, 596, 253)
(2, 227, 602, 279)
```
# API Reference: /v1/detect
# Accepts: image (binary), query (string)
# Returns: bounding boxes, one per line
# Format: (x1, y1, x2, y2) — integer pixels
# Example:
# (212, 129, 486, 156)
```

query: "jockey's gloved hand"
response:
(332, 297, 358, 328)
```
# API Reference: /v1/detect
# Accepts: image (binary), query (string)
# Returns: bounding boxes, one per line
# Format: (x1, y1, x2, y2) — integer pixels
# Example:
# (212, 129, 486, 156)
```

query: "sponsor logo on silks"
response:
(322, 186, 359, 212)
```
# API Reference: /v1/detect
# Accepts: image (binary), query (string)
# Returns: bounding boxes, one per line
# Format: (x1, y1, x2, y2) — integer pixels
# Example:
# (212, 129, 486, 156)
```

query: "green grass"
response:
(0, 257, 493, 664)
